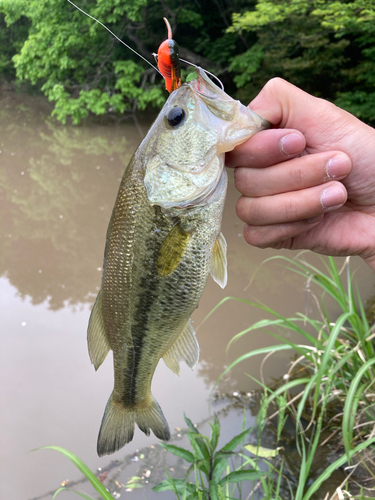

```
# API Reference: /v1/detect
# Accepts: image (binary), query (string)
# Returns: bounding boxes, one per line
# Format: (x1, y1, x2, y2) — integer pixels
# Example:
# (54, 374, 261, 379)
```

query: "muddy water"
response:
(1, 92, 374, 500)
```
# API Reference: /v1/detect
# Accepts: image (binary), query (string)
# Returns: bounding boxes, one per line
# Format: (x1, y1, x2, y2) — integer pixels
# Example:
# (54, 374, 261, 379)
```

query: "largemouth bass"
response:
(88, 68, 269, 456)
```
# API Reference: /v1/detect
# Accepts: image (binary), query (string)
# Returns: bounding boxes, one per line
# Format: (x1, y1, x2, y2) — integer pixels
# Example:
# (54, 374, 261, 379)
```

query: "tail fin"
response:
(97, 393, 170, 456)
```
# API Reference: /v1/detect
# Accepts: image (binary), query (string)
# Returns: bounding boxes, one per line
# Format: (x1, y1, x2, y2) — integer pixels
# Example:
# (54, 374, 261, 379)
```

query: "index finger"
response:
(226, 128, 305, 168)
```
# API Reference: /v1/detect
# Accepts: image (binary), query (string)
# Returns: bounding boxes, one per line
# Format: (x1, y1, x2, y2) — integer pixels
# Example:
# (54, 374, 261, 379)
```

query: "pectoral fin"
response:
(210, 232, 227, 289)
(156, 221, 192, 277)
(163, 319, 199, 376)
(87, 290, 111, 370)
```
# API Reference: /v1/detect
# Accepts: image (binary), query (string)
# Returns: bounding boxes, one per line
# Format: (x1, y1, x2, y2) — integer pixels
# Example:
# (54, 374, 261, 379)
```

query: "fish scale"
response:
(87, 68, 269, 456)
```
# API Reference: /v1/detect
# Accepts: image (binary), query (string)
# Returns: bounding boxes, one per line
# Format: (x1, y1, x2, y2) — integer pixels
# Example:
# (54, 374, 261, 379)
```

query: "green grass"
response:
(39, 414, 269, 500)
(40, 256, 375, 499)
(210, 255, 375, 498)
(152, 413, 267, 499)
(35, 446, 114, 500)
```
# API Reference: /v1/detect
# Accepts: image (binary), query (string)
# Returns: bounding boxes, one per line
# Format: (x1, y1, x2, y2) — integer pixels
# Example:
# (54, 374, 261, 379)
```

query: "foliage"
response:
(37, 257, 375, 499)
(40, 416, 268, 500)
(213, 256, 375, 498)
(1, 0, 375, 124)
(0, 12, 29, 80)
(0, 0, 249, 123)
(228, 0, 375, 124)
(152, 413, 266, 499)
(36, 446, 114, 500)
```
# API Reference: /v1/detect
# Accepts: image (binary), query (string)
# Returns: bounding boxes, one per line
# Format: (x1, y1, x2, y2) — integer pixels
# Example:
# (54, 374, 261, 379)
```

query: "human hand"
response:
(226, 78, 375, 270)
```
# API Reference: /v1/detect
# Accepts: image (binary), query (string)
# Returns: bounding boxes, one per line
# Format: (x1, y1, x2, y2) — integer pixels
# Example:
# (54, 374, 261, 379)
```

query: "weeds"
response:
(41, 256, 375, 499)
(211, 256, 375, 498)
(152, 413, 266, 499)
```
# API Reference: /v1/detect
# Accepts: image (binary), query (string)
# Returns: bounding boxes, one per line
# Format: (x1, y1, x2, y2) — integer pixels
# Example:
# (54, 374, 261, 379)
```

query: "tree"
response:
(1, 0, 374, 124)
(227, 0, 375, 124)
(0, 0, 250, 123)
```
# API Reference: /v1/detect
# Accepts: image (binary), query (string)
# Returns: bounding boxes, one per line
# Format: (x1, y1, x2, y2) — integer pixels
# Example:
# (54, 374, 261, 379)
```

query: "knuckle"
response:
(288, 165, 304, 188)
(234, 168, 251, 194)
(264, 77, 289, 93)
(243, 226, 268, 248)
(236, 196, 251, 223)
(284, 197, 301, 222)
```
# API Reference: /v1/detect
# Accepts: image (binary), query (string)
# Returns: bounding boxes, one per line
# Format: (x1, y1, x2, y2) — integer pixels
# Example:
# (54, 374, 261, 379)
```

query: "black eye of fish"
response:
(166, 106, 185, 127)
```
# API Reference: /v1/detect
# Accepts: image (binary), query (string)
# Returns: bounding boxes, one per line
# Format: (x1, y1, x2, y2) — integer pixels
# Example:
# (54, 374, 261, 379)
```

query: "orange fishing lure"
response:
(156, 18, 181, 93)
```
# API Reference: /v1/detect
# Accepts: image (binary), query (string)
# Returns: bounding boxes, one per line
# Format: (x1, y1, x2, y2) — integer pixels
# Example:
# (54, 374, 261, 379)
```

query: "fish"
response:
(87, 67, 269, 457)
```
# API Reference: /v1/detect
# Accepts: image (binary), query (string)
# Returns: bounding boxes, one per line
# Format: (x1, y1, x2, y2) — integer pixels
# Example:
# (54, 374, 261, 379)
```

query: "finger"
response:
(248, 78, 364, 160)
(242, 216, 324, 249)
(236, 181, 347, 226)
(226, 129, 306, 168)
(249, 77, 338, 131)
(234, 151, 352, 197)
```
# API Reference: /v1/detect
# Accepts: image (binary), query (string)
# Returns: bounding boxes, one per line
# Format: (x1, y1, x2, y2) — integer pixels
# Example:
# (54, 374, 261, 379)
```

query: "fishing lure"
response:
(66, 0, 222, 93)
(66, 1, 270, 457)
(155, 18, 181, 92)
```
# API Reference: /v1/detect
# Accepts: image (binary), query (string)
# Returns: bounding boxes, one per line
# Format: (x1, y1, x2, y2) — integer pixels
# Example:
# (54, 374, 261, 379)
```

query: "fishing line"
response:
(179, 58, 224, 91)
(67, 0, 224, 91)
(66, 0, 162, 76)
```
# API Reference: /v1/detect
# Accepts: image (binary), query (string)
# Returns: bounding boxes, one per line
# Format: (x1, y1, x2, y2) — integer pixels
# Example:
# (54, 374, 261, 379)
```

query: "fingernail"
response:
(280, 133, 304, 156)
(321, 185, 346, 209)
(307, 214, 324, 224)
(326, 154, 351, 179)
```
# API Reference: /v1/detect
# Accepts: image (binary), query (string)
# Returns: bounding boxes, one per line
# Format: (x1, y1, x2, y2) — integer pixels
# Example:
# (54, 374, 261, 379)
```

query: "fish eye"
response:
(166, 106, 186, 127)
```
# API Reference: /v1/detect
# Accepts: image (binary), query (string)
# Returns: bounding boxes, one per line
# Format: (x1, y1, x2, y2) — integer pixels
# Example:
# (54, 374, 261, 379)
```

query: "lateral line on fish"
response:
(125, 209, 161, 406)
(66, 0, 162, 76)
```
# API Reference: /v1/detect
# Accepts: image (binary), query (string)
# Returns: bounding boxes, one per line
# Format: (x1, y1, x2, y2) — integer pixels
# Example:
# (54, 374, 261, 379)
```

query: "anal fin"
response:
(87, 289, 111, 370)
(163, 320, 199, 376)
(210, 232, 227, 289)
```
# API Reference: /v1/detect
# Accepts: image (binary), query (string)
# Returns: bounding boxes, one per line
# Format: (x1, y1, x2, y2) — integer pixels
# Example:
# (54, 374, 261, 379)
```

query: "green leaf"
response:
(212, 459, 228, 484)
(213, 451, 235, 460)
(209, 480, 219, 500)
(153, 478, 195, 495)
(220, 427, 252, 452)
(126, 476, 142, 484)
(184, 415, 211, 467)
(152, 480, 175, 492)
(184, 414, 199, 434)
(209, 414, 220, 452)
(218, 469, 266, 486)
(185, 71, 198, 83)
(125, 483, 143, 489)
(245, 444, 282, 458)
(160, 443, 195, 463)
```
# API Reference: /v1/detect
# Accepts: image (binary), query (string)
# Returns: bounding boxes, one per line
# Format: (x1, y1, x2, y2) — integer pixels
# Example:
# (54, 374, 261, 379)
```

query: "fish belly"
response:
(94, 154, 227, 455)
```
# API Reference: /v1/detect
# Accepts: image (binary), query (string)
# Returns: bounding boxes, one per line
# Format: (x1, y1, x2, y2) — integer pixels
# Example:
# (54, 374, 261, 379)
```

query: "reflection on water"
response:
(1, 92, 374, 499)
(0, 93, 141, 310)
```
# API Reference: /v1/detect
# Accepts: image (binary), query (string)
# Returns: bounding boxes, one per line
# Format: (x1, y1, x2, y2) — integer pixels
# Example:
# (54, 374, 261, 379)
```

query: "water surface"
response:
(1, 91, 373, 500)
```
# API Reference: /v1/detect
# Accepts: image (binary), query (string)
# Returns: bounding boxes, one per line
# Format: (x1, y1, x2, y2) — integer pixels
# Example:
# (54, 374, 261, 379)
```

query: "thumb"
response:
(249, 77, 339, 133)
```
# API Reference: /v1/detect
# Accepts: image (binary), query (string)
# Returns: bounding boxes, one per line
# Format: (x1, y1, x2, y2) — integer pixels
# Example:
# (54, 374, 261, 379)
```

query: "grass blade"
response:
(342, 358, 375, 458)
(35, 446, 114, 500)
(302, 437, 375, 500)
